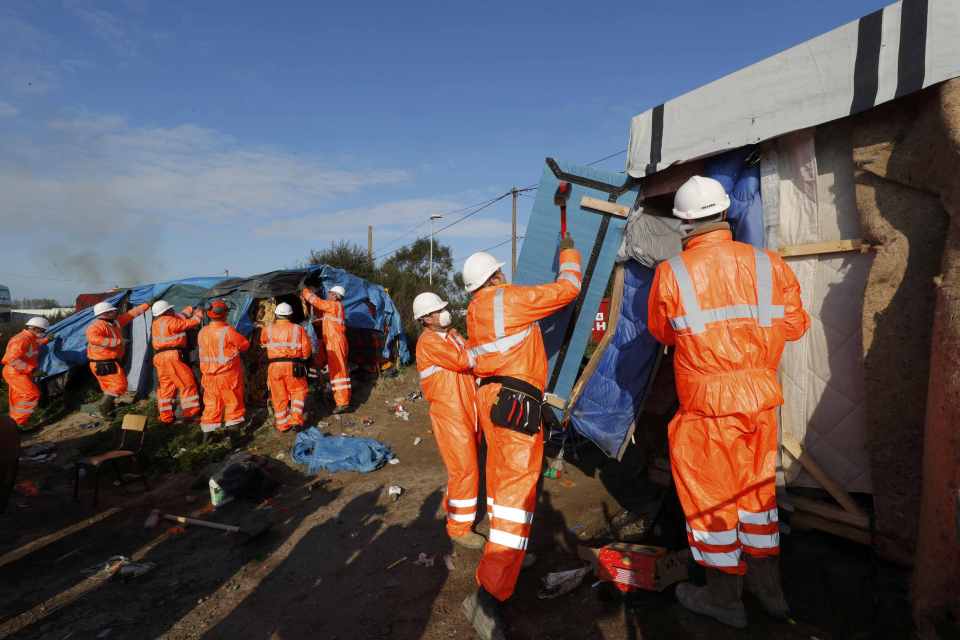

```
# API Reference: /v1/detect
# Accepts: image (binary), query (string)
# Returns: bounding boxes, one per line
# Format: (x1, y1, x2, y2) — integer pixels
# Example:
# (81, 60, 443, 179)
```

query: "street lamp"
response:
(429, 214, 443, 284)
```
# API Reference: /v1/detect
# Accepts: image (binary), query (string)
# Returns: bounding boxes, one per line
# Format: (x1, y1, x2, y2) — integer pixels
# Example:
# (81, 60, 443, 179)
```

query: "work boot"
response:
(676, 568, 747, 629)
(462, 587, 507, 640)
(745, 555, 790, 619)
(451, 531, 486, 550)
(98, 395, 116, 420)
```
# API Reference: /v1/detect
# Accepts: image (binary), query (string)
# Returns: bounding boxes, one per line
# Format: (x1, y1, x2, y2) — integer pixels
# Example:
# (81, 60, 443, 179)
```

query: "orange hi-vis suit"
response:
(86, 304, 150, 397)
(647, 226, 809, 576)
(302, 289, 351, 408)
(198, 320, 250, 433)
(465, 246, 582, 601)
(261, 319, 312, 432)
(2, 329, 49, 426)
(152, 308, 202, 423)
(417, 328, 480, 538)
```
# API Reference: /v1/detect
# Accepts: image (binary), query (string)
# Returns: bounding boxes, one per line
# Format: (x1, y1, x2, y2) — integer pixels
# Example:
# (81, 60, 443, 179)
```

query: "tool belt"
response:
(479, 375, 544, 436)
(268, 357, 308, 378)
(89, 359, 119, 376)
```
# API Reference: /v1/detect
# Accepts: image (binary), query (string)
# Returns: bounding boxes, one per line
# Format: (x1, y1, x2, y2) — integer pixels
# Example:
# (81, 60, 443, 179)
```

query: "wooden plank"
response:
(778, 239, 869, 258)
(580, 196, 630, 218)
(781, 431, 869, 521)
(543, 393, 567, 411)
(785, 494, 870, 530)
(641, 160, 706, 200)
(0, 507, 123, 570)
(791, 511, 873, 545)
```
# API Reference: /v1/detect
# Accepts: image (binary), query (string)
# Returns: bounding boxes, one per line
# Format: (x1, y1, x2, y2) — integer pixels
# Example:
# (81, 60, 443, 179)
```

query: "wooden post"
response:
(511, 187, 518, 279)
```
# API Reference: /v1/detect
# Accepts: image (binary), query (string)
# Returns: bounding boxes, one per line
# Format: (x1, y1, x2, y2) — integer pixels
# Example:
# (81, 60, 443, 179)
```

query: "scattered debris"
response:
(443, 554, 456, 571)
(362, 416, 376, 426)
(386, 556, 408, 570)
(414, 552, 436, 567)
(14, 480, 39, 497)
(407, 391, 423, 401)
(275, 452, 285, 460)
(316, 421, 330, 429)
(20, 443, 57, 463)
(538, 566, 592, 599)
(82, 555, 156, 580)
(387, 485, 404, 502)
(79, 420, 101, 430)
(388, 458, 400, 465)
(413, 437, 422, 446)
(393, 404, 410, 421)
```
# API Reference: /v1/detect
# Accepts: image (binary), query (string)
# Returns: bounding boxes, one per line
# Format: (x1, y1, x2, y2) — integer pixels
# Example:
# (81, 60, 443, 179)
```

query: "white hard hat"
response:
(26, 317, 50, 331)
(151, 300, 173, 316)
(463, 252, 504, 293)
(93, 301, 117, 317)
(672, 175, 731, 220)
(412, 292, 448, 320)
(275, 302, 294, 317)
(329, 285, 346, 298)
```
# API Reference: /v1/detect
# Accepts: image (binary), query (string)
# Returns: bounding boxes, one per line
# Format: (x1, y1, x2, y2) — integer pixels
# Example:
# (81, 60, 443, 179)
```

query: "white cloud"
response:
(0, 100, 17, 117)
(0, 115, 410, 235)
(64, 1, 136, 56)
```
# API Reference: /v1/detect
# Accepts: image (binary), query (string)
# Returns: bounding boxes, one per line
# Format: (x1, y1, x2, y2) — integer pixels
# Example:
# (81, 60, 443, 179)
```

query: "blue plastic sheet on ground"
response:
(569, 261, 660, 459)
(514, 160, 640, 400)
(291, 427, 393, 474)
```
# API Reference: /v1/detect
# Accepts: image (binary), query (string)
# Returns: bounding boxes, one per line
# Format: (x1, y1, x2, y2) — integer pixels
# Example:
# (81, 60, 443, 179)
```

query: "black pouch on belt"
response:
(94, 361, 119, 376)
(292, 362, 307, 379)
(482, 376, 544, 436)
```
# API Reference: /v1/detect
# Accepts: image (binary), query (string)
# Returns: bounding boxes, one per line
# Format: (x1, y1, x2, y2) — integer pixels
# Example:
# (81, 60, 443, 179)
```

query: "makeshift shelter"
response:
(38, 266, 410, 399)
(515, 0, 960, 629)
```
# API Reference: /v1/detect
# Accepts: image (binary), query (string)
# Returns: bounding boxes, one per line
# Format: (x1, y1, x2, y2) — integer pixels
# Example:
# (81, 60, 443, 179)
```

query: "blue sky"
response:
(1, 0, 889, 304)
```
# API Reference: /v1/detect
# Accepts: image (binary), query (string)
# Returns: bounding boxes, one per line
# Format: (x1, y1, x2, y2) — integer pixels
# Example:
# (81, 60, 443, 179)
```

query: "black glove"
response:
(559, 235, 575, 250)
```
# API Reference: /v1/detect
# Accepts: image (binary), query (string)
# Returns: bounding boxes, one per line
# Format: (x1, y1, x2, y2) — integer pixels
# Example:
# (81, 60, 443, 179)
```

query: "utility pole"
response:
(429, 214, 443, 285)
(511, 186, 518, 279)
(367, 225, 373, 267)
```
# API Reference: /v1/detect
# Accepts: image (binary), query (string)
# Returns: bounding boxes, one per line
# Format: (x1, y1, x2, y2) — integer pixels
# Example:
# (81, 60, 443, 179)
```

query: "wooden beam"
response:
(781, 432, 869, 521)
(778, 239, 870, 258)
(641, 160, 706, 200)
(791, 511, 873, 545)
(785, 494, 870, 530)
(543, 393, 567, 410)
(580, 196, 630, 218)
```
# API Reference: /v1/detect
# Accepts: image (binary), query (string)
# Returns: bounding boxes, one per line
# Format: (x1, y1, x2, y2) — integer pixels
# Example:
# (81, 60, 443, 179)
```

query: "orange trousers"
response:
(326, 347, 351, 407)
(430, 405, 480, 538)
(153, 351, 200, 423)
(668, 408, 780, 576)
(475, 383, 543, 602)
(89, 361, 128, 397)
(267, 362, 308, 432)
(3, 367, 40, 427)
(200, 367, 245, 433)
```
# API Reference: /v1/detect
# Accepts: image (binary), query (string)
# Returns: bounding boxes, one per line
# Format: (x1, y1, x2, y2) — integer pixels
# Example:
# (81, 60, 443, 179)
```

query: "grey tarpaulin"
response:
(616, 208, 689, 268)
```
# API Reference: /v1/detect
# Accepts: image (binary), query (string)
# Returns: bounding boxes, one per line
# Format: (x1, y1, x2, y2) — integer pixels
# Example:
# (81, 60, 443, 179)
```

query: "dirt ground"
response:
(1, 369, 913, 639)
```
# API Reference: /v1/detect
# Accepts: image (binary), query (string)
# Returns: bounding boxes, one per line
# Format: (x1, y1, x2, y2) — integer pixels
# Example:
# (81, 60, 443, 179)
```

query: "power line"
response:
(586, 148, 627, 166)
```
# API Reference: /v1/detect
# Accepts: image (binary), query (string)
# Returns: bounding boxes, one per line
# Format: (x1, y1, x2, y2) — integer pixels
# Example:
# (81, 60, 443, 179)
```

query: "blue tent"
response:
(38, 266, 410, 394)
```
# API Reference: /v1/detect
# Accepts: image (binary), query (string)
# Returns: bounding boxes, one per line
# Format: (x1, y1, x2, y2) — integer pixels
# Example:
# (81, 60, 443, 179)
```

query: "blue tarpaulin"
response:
(38, 265, 410, 388)
(565, 148, 765, 459)
(291, 427, 393, 474)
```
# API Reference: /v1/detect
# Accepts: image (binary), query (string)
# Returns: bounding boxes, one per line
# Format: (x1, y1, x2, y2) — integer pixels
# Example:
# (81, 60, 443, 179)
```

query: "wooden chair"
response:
(73, 414, 150, 506)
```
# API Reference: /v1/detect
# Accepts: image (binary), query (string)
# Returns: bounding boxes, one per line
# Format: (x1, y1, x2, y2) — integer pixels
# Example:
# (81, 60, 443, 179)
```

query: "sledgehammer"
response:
(554, 181, 571, 238)
(162, 513, 272, 543)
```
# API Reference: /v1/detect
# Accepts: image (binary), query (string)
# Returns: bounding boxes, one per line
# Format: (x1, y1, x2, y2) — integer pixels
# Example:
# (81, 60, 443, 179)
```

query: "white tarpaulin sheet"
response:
(762, 124, 873, 493)
(627, 0, 960, 177)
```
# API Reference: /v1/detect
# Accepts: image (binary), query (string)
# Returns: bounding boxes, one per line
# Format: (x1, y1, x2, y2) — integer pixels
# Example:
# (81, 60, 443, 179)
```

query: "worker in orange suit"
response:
(151, 300, 203, 424)
(2, 317, 51, 430)
(301, 285, 351, 414)
(198, 299, 250, 437)
(460, 240, 582, 639)
(647, 176, 810, 629)
(261, 302, 312, 432)
(413, 292, 484, 550)
(86, 300, 150, 418)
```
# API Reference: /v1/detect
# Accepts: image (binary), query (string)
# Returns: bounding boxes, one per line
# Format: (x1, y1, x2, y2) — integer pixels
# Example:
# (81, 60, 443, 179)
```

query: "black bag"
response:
(484, 376, 544, 436)
(94, 361, 119, 376)
(292, 362, 307, 379)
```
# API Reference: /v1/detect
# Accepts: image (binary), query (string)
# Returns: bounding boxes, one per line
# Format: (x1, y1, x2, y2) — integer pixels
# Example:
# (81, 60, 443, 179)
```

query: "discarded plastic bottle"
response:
(543, 468, 562, 479)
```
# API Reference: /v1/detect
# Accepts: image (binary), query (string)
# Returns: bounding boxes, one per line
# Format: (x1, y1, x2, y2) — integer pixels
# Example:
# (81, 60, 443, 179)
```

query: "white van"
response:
(0, 285, 11, 322)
